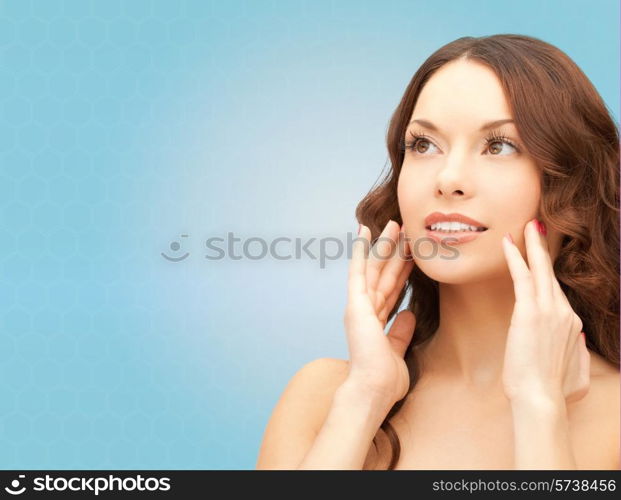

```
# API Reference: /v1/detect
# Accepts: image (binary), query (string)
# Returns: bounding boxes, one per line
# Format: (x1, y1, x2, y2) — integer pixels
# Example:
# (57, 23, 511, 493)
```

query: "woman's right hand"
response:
(343, 220, 417, 408)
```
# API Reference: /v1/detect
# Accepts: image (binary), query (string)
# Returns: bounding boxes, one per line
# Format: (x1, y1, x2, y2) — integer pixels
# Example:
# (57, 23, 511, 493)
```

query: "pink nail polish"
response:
(534, 218, 547, 236)
(539, 220, 547, 236)
(505, 233, 513, 244)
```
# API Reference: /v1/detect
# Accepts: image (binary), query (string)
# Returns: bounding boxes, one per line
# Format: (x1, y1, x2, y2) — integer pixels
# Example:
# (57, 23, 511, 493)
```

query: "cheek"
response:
(489, 173, 541, 228)
(397, 168, 425, 215)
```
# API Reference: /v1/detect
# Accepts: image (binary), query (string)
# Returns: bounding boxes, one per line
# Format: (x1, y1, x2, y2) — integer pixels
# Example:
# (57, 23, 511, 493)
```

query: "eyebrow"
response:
(408, 118, 514, 132)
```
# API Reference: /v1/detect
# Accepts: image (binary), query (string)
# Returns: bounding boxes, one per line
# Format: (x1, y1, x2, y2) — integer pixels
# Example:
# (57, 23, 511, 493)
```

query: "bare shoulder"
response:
(571, 349, 620, 469)
(255, 357, 350, 469)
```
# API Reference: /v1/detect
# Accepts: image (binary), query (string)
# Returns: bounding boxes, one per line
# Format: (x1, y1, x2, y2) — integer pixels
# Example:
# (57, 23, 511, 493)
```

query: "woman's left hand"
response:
(501, 218, 590, 406)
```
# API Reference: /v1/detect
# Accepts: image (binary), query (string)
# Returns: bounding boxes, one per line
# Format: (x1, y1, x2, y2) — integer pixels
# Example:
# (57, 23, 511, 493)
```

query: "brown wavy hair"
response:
(355, 34, 620, 470)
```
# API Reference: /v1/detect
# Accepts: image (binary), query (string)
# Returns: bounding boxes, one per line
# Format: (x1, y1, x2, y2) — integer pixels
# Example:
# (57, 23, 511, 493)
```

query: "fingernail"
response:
(504, 233, 513, 244)
(357, 223, 361, 235)
(534, 218, 547, 236)
(539, 220, 547, 236)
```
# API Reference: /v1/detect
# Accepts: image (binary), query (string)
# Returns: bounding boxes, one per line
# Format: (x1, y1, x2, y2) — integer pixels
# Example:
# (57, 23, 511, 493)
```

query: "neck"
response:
(417, 277, 516, 391)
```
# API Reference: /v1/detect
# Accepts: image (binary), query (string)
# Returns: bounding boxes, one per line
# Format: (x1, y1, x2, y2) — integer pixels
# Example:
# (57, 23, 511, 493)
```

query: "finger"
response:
(563, 330, 582, 388)
(400, 224, 414, 260)
(565, 324, 583, 357)
(366, 220, 400, 300)
(502, 231, 536, 304)
(533, 219, 570, 306)
(524, 218, 554, 306)
(348, 224, 370, 298)
(386, 309, 416, 358)
(552, 276, 571, 308)
(379, 257, 415, 323)
(550, 264, 573, 312)
(375, 230, 413, 311)
(563, 333, 591, 403)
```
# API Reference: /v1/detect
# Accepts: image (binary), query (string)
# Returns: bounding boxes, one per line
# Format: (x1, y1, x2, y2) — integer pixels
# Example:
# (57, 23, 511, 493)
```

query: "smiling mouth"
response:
(425, 226, 489, 233)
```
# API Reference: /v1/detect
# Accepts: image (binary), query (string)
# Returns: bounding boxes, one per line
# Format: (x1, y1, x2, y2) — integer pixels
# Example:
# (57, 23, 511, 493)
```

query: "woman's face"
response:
(398, 59, 551, 283)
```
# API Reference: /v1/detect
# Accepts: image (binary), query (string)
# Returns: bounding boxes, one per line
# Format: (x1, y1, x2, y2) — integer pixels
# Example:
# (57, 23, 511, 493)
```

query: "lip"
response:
(424, 211, 488, 230)
(425, 228, 487, 246)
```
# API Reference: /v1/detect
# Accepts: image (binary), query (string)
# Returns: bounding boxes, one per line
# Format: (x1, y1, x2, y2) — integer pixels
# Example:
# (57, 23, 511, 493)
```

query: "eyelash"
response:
(402, 129, 520, 155)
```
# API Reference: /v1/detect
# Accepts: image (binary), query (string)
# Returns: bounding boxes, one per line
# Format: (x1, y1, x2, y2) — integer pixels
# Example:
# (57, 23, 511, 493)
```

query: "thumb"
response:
(386, 310, 416, 358)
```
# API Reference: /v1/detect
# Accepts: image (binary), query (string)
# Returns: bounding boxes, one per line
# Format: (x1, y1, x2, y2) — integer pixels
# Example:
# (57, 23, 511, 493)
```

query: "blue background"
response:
(0, 0, 618, 469)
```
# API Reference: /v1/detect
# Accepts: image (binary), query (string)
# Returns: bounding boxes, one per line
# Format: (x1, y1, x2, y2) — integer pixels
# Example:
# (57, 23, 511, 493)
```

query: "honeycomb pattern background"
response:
(0, 0, 618, 469)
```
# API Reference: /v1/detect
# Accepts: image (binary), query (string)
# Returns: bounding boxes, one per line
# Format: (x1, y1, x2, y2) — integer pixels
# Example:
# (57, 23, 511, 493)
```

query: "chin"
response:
(414, 255, 501, 285)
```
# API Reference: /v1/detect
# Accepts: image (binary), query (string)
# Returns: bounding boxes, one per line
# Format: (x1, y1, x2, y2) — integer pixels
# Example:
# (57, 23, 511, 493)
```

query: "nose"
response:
(435, 153, 473, 198)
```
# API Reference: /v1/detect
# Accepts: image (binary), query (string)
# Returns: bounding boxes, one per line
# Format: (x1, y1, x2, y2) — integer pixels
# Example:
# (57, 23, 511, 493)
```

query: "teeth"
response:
(430, 221, 484, 232)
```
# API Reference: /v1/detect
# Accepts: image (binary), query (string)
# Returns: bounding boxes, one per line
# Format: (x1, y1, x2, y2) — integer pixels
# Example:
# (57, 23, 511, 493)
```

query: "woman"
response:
(256, 34, 620, 470)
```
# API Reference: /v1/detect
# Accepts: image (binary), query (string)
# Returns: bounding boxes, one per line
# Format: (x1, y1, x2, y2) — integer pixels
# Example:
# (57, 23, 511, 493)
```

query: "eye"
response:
(401, 129, 521, 157)
(486, 140, 516, 155)
(485, 130, 520, 156)
(403, 131, 439, 155)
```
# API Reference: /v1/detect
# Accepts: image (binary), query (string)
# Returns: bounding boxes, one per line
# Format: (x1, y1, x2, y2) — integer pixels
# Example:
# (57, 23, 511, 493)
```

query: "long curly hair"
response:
(355, 34, 620, 470)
